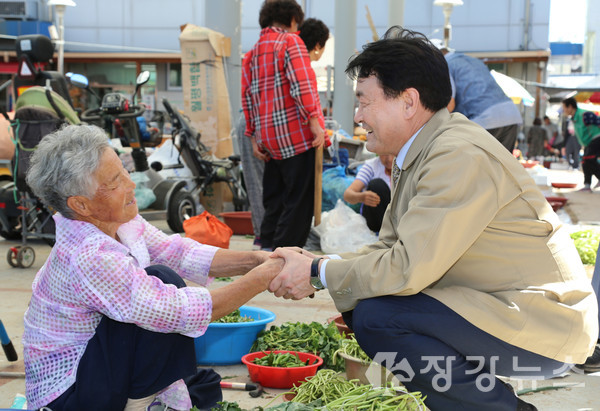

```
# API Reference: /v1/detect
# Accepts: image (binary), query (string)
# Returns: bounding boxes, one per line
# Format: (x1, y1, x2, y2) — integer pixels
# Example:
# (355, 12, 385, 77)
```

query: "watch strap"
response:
(310, 257, 323, 278)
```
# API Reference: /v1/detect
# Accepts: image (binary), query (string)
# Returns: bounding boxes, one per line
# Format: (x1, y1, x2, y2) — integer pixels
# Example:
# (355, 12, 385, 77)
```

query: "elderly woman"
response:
(23, 125, 283, 411)
(298, 18, 329, 62)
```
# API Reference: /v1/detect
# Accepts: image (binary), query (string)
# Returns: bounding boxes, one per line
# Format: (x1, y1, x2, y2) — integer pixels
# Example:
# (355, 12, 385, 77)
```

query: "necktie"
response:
(392, 160, 401, 186)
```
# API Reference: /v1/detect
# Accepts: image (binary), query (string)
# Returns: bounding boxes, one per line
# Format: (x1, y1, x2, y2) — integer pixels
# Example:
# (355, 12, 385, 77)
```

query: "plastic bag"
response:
(316, 199, 378, 254)
(130, 171, 156, 210)
(183, 210, 233, 248)
(321, 165, 358, 212)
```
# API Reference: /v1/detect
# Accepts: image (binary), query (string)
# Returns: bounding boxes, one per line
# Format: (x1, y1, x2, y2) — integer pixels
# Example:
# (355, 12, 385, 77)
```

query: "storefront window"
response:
(168, 63, 182, 90)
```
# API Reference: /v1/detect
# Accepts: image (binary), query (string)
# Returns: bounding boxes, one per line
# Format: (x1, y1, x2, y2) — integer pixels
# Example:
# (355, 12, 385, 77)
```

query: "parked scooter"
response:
(70, 73, 249, 230)
(155, 98, 249, 213)
(73, 71, 196, 233)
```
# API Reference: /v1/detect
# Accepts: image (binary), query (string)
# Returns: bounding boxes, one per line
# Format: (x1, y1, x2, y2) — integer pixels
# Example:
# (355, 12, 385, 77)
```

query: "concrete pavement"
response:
(2, 168, 600, 409)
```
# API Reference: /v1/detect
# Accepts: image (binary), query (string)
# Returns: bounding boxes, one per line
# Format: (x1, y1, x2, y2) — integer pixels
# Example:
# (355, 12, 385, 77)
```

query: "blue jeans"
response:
(343, 294, 566, 411)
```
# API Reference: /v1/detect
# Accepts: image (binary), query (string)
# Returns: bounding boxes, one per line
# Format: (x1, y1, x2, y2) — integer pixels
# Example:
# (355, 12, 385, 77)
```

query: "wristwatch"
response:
(310, 257, 325, 290)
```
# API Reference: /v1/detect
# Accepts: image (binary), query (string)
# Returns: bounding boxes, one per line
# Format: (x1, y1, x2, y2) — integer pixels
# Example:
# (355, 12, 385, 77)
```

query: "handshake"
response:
(256, 247, 325, 300)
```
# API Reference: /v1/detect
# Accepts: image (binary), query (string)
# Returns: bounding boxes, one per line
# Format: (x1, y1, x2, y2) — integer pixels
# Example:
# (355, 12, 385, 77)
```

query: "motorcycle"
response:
(70, 72, 249, 232)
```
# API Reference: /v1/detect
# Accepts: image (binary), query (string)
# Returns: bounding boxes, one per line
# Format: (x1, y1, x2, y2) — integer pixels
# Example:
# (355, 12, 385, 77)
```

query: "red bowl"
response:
(551, 182, 577, 189)
(545, 196, 568, 210)
(241, 350, 323, 389)
(549, 201, 564, 211)
(520, 160, 539, 168)
(219, 211, 254, 235)
(545, 196, 568, 205)
(327, 314, 354, 338)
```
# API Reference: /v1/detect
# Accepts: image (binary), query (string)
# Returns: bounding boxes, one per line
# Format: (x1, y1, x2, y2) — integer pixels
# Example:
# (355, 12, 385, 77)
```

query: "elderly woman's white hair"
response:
(26, 124, 111, 219)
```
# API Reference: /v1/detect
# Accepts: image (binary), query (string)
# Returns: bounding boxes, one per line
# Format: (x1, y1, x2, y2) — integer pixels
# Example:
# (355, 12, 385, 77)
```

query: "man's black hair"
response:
(298, 18, 329, 52)
(259, 0, 304, 29)
(345, 26, 451, 112)
(562, 97, 578, 109)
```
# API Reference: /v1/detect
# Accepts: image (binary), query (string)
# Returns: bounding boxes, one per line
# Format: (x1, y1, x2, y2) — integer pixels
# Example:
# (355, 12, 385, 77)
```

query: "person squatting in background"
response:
(343, 155, 394, 233)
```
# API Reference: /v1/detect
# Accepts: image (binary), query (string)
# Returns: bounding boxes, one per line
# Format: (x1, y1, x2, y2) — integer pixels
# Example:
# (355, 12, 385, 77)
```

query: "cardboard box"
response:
(180, 24, 233, 214)
(179, 24, 233, 158)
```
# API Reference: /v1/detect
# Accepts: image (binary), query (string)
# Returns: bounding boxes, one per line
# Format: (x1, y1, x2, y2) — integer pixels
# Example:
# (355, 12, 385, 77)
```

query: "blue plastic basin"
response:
(194, 305, 276, 365)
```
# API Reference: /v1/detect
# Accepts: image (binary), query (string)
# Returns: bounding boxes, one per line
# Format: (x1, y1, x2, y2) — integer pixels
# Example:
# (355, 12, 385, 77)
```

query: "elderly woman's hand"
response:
(254, 250, 272, 264)
(257, 256, 285, 286)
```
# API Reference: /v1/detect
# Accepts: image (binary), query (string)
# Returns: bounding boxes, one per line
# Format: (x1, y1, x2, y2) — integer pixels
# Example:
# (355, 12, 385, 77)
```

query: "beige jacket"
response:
(325, 109, 598, 363)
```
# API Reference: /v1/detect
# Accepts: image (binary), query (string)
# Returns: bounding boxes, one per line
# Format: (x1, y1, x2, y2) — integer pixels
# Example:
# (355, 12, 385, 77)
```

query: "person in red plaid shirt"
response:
(242, 0, 326, 251)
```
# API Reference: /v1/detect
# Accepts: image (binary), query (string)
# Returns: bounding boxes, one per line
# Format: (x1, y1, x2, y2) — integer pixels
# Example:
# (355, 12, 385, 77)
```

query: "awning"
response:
(529, 75, 600, 103)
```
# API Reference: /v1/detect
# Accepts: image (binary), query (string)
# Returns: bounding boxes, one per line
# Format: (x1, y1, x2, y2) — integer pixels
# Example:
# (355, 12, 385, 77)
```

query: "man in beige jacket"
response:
(270, 27, 598, 411)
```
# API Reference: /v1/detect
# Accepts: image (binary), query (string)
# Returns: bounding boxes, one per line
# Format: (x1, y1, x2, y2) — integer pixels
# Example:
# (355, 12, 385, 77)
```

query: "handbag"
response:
(183, 211, 233, 248)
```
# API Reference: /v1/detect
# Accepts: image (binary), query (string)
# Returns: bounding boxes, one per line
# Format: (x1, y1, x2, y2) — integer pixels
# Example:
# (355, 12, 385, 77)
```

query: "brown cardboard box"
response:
(180, 24, 233, 214)
(179, 24, 232, 157)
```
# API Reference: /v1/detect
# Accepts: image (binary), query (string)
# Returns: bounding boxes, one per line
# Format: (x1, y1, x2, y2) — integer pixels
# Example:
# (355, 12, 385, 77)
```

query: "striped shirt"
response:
(242, 26, 324, 160)
(355, 157, 392, 190)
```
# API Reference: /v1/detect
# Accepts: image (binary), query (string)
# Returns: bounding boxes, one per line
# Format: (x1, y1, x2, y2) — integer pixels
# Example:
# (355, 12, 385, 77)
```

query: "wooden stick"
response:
(365, 5, 379, 42)
(314, 145, 323, 226)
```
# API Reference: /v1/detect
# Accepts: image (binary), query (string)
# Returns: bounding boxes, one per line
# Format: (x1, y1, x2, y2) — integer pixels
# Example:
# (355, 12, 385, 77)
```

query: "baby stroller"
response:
(0, 85, 79, 268)
(0, 34, 79, 268)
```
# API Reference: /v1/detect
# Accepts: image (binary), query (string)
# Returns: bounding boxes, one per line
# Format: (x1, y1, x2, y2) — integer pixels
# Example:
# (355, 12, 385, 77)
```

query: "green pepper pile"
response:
(253, 352, 313, 368)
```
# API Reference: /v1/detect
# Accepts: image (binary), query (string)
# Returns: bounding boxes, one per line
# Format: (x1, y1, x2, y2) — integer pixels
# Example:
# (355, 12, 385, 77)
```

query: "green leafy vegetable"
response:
(251, 321, 344, 370)
(570, 229, 600, 265)
(207, 401, 243, 410)
(213, 309, 254, 323)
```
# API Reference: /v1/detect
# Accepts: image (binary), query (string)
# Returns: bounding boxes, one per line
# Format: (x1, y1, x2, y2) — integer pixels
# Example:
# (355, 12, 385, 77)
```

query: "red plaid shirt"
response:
(242, 27, 325, 160)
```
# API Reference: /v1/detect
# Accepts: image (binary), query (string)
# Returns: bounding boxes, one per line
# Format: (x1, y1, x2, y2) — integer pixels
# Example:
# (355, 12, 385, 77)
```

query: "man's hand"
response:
(362, 190, 381, 207)
(309, 117, 325, 148)
(269, 248, 315, 300)
(251, 138, 271, 162)
(277, 246, 319, 260)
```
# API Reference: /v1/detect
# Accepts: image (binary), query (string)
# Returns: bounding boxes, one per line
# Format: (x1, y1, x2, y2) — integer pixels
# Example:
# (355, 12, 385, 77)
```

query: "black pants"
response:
(47, 265, 222, 411)
(582, 137, 600, 186)
(360, 178, 390, 233)
(565, 134, 581, 169)
(260, 149, 315, 249)
(487, 124, 519, 152)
